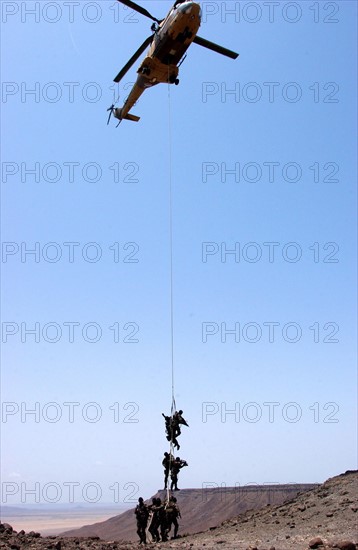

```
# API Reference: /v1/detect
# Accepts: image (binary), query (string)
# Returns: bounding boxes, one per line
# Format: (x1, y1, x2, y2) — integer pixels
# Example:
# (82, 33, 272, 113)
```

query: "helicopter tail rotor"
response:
(106, 105, 140, 125)
(107, 104, 122, 127)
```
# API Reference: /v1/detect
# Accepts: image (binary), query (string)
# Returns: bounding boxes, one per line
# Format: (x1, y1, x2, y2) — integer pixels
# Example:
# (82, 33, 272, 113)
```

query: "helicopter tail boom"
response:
(113, 107, 140, 122)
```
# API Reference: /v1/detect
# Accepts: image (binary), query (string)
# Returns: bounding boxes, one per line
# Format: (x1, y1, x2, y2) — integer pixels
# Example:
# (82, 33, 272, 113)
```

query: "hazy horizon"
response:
(1, 503, 128, 536)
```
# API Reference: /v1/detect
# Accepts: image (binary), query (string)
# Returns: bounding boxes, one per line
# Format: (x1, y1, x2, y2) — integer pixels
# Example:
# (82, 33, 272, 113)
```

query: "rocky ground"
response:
(1, 471, 357, 550)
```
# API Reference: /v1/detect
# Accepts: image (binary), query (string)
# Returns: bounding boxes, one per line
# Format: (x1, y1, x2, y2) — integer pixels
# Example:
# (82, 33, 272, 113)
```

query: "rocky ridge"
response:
(63, 483, 317, 541)
(0, 471, 357, 550)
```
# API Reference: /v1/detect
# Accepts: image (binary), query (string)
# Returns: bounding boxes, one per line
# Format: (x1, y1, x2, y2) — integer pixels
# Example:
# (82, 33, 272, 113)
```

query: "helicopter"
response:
(107, 0, 238, 124)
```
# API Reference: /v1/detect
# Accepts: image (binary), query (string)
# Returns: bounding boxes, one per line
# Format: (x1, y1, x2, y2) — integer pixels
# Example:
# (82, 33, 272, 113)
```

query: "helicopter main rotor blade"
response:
(113, 35, 153, 83)
(193, 35, 239, 60)
(117, 0, 161, 23)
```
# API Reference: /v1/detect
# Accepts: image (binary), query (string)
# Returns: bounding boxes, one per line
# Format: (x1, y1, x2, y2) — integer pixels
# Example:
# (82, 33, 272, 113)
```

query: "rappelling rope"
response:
(167, 65, 176, 505)
(168, 66, 175, 412)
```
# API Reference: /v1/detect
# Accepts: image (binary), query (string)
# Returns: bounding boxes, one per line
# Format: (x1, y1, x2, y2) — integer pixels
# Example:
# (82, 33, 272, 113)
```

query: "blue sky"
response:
(1, 0, 357, 507)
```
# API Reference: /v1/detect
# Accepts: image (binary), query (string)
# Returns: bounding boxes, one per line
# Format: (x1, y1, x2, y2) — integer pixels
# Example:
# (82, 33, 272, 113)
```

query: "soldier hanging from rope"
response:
(162, 413, 179, 449)
(172, 409, 189, 438)
(162, 409, 189, 450)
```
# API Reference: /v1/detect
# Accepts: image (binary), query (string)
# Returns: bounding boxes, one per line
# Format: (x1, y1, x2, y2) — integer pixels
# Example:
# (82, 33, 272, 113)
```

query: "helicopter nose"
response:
(178, 2, 201, 16)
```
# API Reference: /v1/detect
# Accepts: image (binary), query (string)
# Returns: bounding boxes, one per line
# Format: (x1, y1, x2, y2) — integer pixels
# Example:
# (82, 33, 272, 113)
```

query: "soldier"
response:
(134, 497, 149, 544)
(158, 498, 168, 542)
(162, 413, 180, 450)
(172, 410, 189, 438)
(148, 497, 161, 543)
(170, 456, 188, 491)
(166, 495, 181, 539)
(170, 432, 180, 451)
(162, 451, 174, 490)
(162, 412, 171, 438)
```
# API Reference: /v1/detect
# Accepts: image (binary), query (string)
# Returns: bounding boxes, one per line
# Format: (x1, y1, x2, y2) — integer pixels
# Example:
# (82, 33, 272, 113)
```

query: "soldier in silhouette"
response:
(172, 410, 189, 438)
(165, 495, 181, 539)
(162, 413, 172, 437)
(162, 451, 174, 489)
(156, 502, 167, 541)
(162, 410, 188, 449)
(148, 497, 162, 542)
(170, 456, 188, 491)
(162, 413, 180, 450)
(134, 497, 149, 544)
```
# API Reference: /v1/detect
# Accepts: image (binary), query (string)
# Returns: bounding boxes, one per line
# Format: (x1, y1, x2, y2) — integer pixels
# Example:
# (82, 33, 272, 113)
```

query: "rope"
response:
(167, 65, 175, 505)
(166, 442, 174, 503)
(168, 66, 175, 412)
